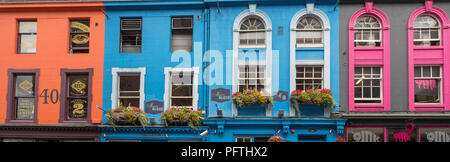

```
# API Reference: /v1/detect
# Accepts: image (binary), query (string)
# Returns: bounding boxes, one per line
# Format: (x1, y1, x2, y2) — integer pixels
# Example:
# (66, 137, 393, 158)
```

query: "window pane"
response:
(432, 66, 440, 77)
(171, 72, 193, 85)
(68, 75, 88, 97)
(119, 98, 140, 107)
(68, 98, 88, 119)
(15, 75, 34, 97)
(172, 17, 193, 52)
(414, 79, 439, 103)
(70, 20, 90, 53)
(423, 66, 431, 77)
(119, 75, 140, 91)
(171, 85, 193, 96)
(19, 21, 37, 33)
(16, 98, 34, 119)
(414, 67, 422, 77)
(171, 98, 193, 107)
(20, 34, 36, 53)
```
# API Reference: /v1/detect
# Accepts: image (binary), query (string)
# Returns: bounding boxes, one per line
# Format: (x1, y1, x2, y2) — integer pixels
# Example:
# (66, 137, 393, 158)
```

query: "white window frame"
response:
(117, 73, 141, 107)
(354, 15, 382, 47)
(238, 16, 266, 48)
(232, 4, 273, 117)
(414, 65, 442, 104)
(354, 66, 383, 104)
(295, 15, 324, 48)
(289, 3, 331, 116)
(238, 64, 266, 92)
(413, 14, 441, 46)
(111, 67, 146, 110)
(164, 67, 199, 111)
(295, 65, 324, 90)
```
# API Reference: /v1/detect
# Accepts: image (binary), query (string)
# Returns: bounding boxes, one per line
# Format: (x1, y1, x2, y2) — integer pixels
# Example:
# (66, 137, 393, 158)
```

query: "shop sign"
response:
(70, 99, 87, 118)
(420, 128, 450, 142)
(273, 91, 288, 102)
(145, 100, 164, 115)
(211, 88, 231, 102)
(387, 123, 416, 142)
(347, 128, 385, 142)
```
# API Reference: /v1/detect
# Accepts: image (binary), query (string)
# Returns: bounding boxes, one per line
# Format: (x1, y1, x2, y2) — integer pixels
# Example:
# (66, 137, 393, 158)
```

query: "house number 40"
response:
(40, 89, 59, 104)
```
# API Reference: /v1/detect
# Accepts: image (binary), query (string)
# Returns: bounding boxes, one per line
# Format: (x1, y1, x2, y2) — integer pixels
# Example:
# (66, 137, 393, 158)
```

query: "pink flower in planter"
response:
(246, 89, 253, 94)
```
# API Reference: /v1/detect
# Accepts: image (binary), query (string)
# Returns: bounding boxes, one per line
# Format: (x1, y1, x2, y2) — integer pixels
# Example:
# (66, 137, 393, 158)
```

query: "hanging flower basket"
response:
(290, 88, 335, 118)
(105, 104, 148, 128)
(232, 89, 273, 117)
(159, 107, 204, 129)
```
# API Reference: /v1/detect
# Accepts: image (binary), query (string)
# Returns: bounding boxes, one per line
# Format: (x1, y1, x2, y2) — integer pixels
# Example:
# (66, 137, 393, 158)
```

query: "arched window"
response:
(238, 16, 266, 48)
(413, 14, 441, 46)
(354, 15, 382, 47)
(296, 15, 323, 47)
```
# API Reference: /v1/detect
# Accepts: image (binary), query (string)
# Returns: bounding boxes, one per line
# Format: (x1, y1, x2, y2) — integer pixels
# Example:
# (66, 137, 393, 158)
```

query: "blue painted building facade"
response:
(100, 0, 209, 142)
(100, 0, 346, 142)
(203, 0, 345, 142)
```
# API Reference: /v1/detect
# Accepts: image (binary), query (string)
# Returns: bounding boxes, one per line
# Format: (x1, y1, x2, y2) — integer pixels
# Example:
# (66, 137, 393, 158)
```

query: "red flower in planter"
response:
(335, 136, 346, 142)
(268, 136, 283, 142)
(319, 88, 332, 94)
(232, 92, 241, 97)
(291, 90, 303, 96)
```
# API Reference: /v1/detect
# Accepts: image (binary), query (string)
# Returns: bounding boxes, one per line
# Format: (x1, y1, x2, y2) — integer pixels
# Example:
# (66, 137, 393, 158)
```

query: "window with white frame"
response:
(414, 65, 441, 104)
(296, 66, 323, 90)
(354, 15, 381, 47)
(238, 65, 265, 92)
(170, 71, 194, 108)
(239, 16, 266, 48)
(354, 66, 382, 104)
(235, 137, 252, 142)
(413, 14, 441, 46)
(118, 73, 141, 107)
(296, 15, 323, 47)
(171, 17, 193, 52)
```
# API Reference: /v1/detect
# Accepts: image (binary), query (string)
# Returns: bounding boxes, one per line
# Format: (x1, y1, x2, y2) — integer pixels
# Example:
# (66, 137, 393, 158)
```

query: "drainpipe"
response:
(202, 6, 211, 118)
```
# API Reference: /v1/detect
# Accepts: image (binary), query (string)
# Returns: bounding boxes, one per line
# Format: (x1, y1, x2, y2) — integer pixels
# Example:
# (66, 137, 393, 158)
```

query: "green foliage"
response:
(105, 103, 148, 128)
(290, 88, 335, 117)
(232, 88, 273, 107)
(159, 107, 204, 129)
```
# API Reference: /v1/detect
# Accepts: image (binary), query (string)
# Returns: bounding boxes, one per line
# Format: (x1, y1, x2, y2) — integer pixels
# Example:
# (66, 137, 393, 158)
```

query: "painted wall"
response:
(339, 1, 450, 112)
(0, 2, 105, 124)
(206, 0, 340, 117)
(102, 2, 206, 124)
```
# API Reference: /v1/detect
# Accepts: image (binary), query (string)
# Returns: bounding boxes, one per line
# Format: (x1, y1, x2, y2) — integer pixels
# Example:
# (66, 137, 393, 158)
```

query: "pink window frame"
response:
(407, 1, 450, 111)
(418, 127, 450, 142)
(346, 126, 387, 142)
(348, 2, 390, 111)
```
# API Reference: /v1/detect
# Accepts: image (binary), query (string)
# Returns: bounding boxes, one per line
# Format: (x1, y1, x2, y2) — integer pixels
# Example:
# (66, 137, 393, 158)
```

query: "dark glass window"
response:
(66, 74, 89, 119)
(70, 20, 90, 53)
(120, 18, 142, 53)
(14, 75, 36, 119)
(171, 17, 193, 52)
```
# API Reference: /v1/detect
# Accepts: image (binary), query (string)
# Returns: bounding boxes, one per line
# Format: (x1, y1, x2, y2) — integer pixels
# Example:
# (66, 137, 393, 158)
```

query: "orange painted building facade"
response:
(0, 2, 104, 141)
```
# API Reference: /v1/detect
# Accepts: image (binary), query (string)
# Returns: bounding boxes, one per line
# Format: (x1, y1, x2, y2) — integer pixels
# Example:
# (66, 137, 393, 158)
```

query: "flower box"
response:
(237, 104, 267, 117)
(295, 104, 331, 118)
(290, 89, 335, 118)
(232, 89, 273, 117)
(105, 105, 148, 127)
(159, 107, 204, 129)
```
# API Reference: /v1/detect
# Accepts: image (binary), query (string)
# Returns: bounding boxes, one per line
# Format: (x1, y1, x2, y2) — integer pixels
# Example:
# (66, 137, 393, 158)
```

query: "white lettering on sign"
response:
(353, 131, 381, 142)
(426, 131, 450, 142)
